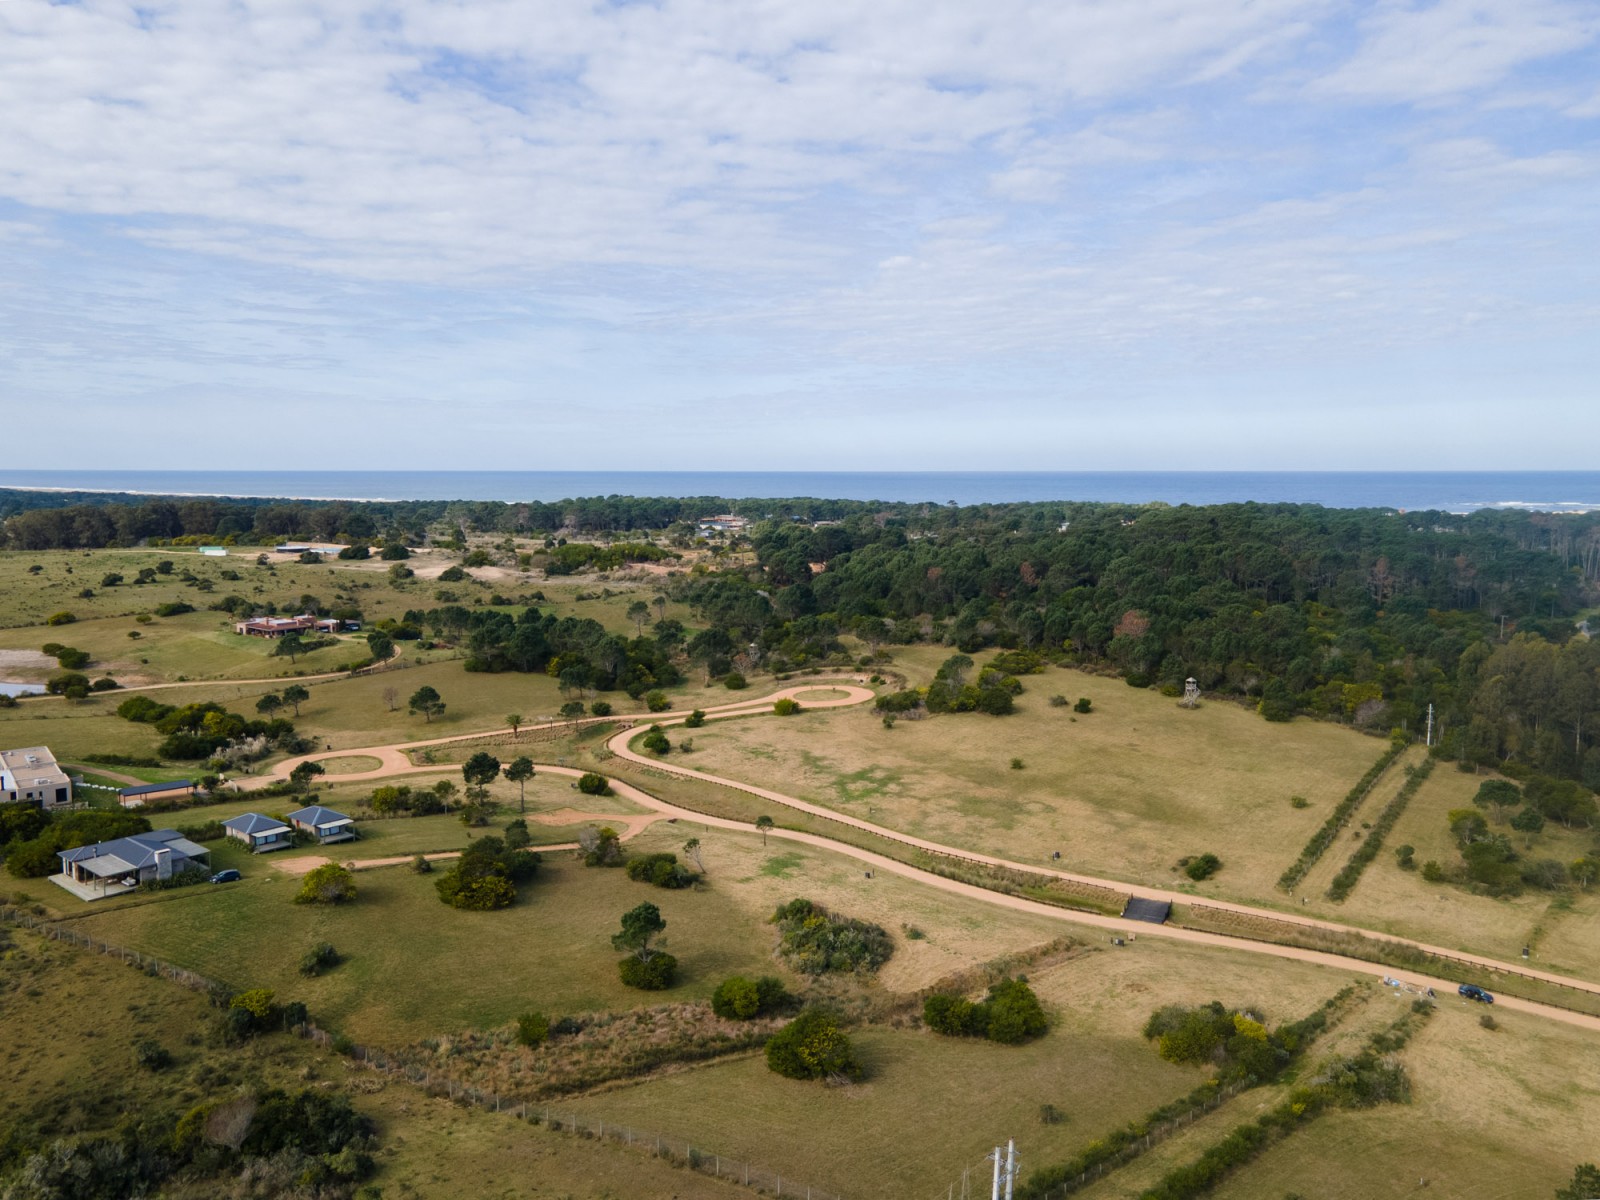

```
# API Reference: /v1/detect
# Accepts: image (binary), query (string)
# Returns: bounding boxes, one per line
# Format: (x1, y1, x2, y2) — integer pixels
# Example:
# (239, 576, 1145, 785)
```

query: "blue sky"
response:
(1, 0, 1596, 470)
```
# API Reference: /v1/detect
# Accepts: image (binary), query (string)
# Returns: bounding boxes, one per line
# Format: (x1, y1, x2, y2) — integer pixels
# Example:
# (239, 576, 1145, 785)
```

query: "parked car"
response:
(1458, 983, 1494, 1004)
(210, 869, 242, 884)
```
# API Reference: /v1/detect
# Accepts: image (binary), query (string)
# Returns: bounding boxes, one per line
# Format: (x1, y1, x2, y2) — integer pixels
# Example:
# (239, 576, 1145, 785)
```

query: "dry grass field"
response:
(682, 665, 1388, 900)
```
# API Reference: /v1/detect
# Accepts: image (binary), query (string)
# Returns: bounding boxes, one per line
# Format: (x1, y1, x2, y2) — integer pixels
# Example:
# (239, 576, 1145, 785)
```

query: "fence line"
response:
(0, 903, 228, 994)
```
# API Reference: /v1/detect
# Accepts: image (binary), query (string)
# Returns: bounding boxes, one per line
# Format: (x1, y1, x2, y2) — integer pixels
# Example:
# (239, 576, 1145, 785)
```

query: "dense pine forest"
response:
(4, 489, 1598, 796)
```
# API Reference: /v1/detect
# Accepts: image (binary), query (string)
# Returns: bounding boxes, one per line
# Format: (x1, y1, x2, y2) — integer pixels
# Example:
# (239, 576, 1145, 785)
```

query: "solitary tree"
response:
(381, 685, 400, 712)
(627, 600, 651, 636)
(289, 761, 325, 793)
(409, 685, 446, 723)
(613, 901, 666, 959)
(755, 815, 774, 846)
(255, 693, 284, 718)
(295, 863, 356, 905)
(462, 751, 501, 801)
(276, 633, 307, 663)
(504, 756, 535, 811)
(652, 594, 667, 623)
(683, 836, 704, 873)
(281, 683, 309, 716)
(506, 712, 524, 739)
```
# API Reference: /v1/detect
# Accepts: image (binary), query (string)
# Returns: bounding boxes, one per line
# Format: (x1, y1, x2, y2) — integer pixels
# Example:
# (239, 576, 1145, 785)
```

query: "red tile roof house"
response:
(233, 614, 319, 638)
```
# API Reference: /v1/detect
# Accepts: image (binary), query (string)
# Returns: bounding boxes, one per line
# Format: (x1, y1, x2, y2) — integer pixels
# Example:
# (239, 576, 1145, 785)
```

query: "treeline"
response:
(0, 488, 873, 548)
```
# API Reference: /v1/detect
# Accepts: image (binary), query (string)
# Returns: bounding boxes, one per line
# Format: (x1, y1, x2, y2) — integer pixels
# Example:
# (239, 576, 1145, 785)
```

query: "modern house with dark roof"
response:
(54, 829, 211, 901)
(222, 812, 294, 853)
(286, 805, 356, 845)
(117, 780, 196, 808)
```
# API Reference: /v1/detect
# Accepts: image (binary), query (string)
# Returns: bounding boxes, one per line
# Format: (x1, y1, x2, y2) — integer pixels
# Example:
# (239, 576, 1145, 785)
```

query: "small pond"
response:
(0, 682, 46, 698)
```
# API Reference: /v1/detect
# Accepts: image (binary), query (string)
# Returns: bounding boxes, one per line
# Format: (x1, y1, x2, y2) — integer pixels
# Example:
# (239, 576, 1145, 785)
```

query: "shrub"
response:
(625, 852, 696, 889)
(1048, 694, 1068, 707)
(517, 1011, 550, 1047)
(576, 772, 611, 796)
(298, 942, 341, 976)
(765, 1008, 861, 1081)
(154, 601, 194, 617)
(1010, 757, 1024, 770)
(434, 835, 539, 909)
(45, 672, 90, 695)
(684, 708, 706, 727)
(618, 951, 678, 990)
(1183, 853, 1222, 881)
(771, 898, 893, 975)
(924, 978, 1046, 1044)
(1074, 697, 1092, 713)
(1290, 795, 1309, 809)
(54, 647, 91, 669)
(337, 544, 370, 560)
(724, 672, 748, 690)
(1394, 843, 1416, 870)
(644, 690, 671, 712)
(295, 864, 356, 905)
(132, 1038, 173, 1072)
(45, 611, 76, 626)
(411, 854, 433, 873)
(90, 677, 121, 692)
(641, 727, 671, 755)
(579, 825, 625, 866)
(1420, 859, 1445, 882)
(712, 975, 792, 1020)
(438, 565, 468, 582)
(773, 698, 801, 716)
(590, 700, 613, 717)
(380, 542, 411, 560)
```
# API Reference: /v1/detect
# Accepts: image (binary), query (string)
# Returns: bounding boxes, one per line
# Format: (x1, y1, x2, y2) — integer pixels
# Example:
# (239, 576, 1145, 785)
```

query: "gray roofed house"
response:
(54, 829, 211, 901)
(286, 805, 356, 845)
(222, 812, 294, 853)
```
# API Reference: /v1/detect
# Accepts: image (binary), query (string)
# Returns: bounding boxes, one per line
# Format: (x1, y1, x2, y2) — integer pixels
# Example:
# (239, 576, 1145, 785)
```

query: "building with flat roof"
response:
(234, 614, 319, 638)
(117, 780, 197, 808)
(0, 746, 73, 809)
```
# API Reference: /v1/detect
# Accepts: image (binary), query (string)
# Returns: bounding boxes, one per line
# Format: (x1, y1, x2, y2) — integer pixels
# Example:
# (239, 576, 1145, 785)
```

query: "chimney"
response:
(154, 847, 172, 881)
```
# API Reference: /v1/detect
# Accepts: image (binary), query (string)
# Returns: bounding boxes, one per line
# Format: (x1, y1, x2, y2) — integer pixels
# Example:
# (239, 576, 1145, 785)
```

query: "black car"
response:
(210, 869, 242, 884)
(1458, 983, 1494, 1004)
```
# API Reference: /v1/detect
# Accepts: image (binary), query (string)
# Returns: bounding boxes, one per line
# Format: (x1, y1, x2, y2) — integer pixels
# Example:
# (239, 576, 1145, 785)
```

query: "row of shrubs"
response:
(1326, 759, 1436, 900)
(923, 978, 1048, 1044)
(1277, 741, 1407, 891)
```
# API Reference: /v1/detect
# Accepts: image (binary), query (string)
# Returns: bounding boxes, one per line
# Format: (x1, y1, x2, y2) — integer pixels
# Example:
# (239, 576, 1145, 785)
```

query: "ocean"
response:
(2, 470, 1598, 514)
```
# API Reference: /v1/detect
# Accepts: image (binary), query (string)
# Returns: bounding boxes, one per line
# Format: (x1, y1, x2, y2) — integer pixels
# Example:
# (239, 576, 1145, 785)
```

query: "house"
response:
(221, 812, 294, 853)
(315, 618, 342, 634)
(234, 614, 319, 638)
(0, 746, 73, 809)
(116, 780, 196, 808)
(695, 514, 749, 537)
(274, 543, 348, 556)
(54, 829, 211, 901)
(198, 546, 227, 557)
(287, 805, 356, 845)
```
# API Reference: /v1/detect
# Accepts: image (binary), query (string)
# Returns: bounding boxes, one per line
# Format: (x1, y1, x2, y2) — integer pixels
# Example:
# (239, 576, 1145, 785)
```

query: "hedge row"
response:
(1326, 759, 1436, 901)
(1137, 1003, 1433, 1200)
(1277, 743, 1406, 891)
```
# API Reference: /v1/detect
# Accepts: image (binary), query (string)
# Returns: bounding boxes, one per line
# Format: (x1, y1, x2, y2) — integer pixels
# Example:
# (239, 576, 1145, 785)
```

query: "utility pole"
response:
(1425, 703, 1434, 748)
(989, 1147, 1002, 1200)
(1005, 1139, 1018, 1200)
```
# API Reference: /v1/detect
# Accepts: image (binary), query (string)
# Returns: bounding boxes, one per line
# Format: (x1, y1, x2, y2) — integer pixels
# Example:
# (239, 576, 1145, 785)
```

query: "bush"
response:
(1394, 844, 1416, 870)
(435, 835, 539, 909)
(1074, 697, 1092, 713)
(45, 611, 76, 626)
(590, 700, 613, 717)
(298, 942, 341, 976)
(684, 709, 706, 727)
(411, 854, 433, 873)
(295, 864, 356, 905)
(438, 565, 468, 582)
(517, 1011, 550, 1047)
(1010, 757, 1024, 770)
(1290, 795, 1309, 809)
(618, 951, 678, 990)
(724, 672, 748, 690)
(765, 1008, 861, 1081)
(625, 852, 696, 889)
(576, 772, 611, 796)
(1048, 695, 1068, 707)
(154, 602, 194, 617)
(773, 698, 801, 716)
(771, 898, 894, 975)
(1420, 859, 1445, 882)
(924, 978, 1046, 1044)
(641, 727, 671, 755)
(132, 1038, 173, 1072)
(337, 544, 370, 560)
(1183, 853, 1222, 881)
(46, 671, 90, 695)
(54, 647, 91, 669)
(712, 975, 791, 1020)
(380, 542, 411, 560)
(644, 690, 671, 712)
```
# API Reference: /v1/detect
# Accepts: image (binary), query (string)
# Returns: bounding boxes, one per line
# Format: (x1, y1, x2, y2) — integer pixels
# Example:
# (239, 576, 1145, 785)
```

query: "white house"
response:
(0, 746, 73, 809)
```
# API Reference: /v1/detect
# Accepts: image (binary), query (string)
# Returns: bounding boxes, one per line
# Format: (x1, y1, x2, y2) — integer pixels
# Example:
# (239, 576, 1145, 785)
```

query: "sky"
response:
(1, 0, 1597, 471)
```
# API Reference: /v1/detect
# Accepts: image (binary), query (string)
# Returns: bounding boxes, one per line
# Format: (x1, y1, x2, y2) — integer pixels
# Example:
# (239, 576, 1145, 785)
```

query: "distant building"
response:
(221, 812, 294, 853)
(0, 746, 73, 809)
(287, 805, 357, 845)
(274, 543, 348, 555)
(234, 614, 319, 638)
(198, 546, 227, 556)
(696, 515, 749, 536)
(116, 780, 197, 808)
(55, 829, 211, 901)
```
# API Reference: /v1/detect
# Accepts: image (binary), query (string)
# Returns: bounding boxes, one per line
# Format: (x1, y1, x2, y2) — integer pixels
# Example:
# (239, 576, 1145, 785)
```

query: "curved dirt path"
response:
(229, 680, 1600, 1033)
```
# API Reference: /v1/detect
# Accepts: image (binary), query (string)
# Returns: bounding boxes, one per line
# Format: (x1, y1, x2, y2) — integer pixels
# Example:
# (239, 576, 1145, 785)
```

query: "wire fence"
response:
(294, 1023, 844, 1199)
(0, 905, 844, 1200)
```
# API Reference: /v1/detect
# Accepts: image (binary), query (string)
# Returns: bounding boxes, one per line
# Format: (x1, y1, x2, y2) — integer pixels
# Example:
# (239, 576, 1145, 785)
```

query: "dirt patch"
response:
(0, 649, 56, 670)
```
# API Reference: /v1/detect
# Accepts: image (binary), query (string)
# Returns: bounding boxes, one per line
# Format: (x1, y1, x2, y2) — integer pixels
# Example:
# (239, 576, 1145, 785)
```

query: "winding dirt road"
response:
(244, 680, 1600, 1034)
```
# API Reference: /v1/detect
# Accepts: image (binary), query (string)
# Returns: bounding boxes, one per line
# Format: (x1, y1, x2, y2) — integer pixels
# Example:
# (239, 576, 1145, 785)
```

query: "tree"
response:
(295, 863, 356, 905)
(409, 685, 446, 722)
(382, 685, 400, 712)
(366, 631, 394, 661)
(627, 600, 651, 636)
(276, 633, 307, 662)
(580, 824, 625, 866)
(774, 698, 801, 716)
(281, 683, 309, 716)
(652, 594, 667, 623)
(577, 772, 611, 796)
(462, 751, 502, 796)
(612, 901, 666, 960)
(683, 836, 704, 872)
(505, 756, 534, 811)
(506, 712, 524, 739)
(755, 815, 775, 846)
(1556, 1164, 1600, 1200)
(765, 1008, 861, 1081)
(289, 761, 325, 792)
(516, 1011, 549, 1047)
(255, 693, 284, 718)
